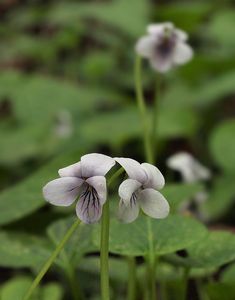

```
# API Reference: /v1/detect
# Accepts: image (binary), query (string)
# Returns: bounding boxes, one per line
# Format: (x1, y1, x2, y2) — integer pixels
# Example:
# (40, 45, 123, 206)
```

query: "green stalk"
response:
(127, 257, 137, 300)
(134, 55, 157, 299)
(100, 167, 124, 300)
(134, 55, 154, 164)
(152, 76, 162, 159)
(22, 218, 81, 300)
(100, 200, 110, 300)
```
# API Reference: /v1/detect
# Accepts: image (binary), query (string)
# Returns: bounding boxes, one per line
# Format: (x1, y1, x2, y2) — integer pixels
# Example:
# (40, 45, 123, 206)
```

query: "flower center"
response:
(80, 184, 100, 215)
(156, 32, 176, 58)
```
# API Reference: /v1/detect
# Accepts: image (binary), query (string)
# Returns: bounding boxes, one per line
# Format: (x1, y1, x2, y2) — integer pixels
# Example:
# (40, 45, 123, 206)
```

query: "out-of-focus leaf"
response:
(209, 119, 235, 172)
(93, 215, 207, 256)
(0, 231, 50, 268)
(47, 0, 148, 37)
(201, 176, 235, 220)
(0, 151, 83, 226)
(221, 263, 235, 283)
(157, 2, 212, 32)
(206, 282, 235, 300)
(187, 231, 235, 268)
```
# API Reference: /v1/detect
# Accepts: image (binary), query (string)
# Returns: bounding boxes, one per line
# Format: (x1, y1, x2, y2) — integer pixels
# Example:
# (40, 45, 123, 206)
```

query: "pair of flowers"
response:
(43, 153, 169, 224)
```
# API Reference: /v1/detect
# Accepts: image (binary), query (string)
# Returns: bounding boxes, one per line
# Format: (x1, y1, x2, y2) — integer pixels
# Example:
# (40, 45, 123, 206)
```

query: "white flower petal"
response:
(139, 188, 169, 219)
(81, 153, 115, 178)
(135, 36, 156, 58)
(86, 176, 107, 205)
(58, 162, 82, 177)
(141, 163, 165, 190)
(76, 184, 103, 224)
(42, 177, 83, 206)
(118, 199, 140, 223)
(150, 56, 173, 73)
(167, 152, 211, 183)
(147, 22, 173, 36)
(114, 157, 147, 183)
(175, 29, 188, 41)
(173, 42, 193, 65)
(118, 178, 142, 205)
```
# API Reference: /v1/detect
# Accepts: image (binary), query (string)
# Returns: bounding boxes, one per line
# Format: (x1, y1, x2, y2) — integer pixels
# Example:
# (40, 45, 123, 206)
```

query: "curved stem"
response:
(100, 200, 110, 300)
(23, 218, 81, 300)
(127, 257, 137, 300)
(134, 55, 154, 164)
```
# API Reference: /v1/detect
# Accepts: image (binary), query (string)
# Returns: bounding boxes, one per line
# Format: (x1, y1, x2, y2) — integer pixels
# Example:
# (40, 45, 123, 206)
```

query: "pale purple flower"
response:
(115, 157, 169, 223)
(43, 153, 115, 224)
(135, 22, 193, 73)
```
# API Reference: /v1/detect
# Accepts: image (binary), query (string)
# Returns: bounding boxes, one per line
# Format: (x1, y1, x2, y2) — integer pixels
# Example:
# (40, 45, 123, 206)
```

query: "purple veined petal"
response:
(114, 157, 147, 184)
(42, 177, 83, 206)
(139, 188, 170, 219)
(149, 55, 173, 73)
(58, 161, 82, 178)
(81, 153, 115, 178)
(118, 178, 141, 205)
(141, 163, 165, 190)
(76, 183, 103, 224)
(86, 176, 107, 205)
(147, 22, 173, 36)
(135, 36, 156, 58)
(173, 42, 193, 65)
(118, 199, 140, 223)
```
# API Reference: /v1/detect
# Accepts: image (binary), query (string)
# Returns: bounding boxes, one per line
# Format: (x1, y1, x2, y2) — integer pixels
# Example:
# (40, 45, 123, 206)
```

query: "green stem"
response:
(134, 55, 154, 164)
(65, 264, 83, 300)
(182, 267, 190, 300)
(23, 218, 81, 300)
(152, 76, 162, 160)
(127, 257, 137, 300)
(100, 200, 110, 300)
(146, 218, 157, 300)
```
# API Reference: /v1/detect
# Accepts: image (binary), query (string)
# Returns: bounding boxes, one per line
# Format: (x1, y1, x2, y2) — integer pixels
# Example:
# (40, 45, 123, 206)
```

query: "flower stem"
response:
(152, 76, 162, 160)
(100, 200, 110, 300)
(22, 218, 81, 300)
(134, 55, 154, 164)
(127, 257, 137, 300)
(134, 55, 157, 300)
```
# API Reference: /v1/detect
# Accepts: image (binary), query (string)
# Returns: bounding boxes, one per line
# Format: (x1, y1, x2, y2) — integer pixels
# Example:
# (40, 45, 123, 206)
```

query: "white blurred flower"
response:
(135, 22, 193, 73)
(54, 110, 73, 138)
(166, 152, 211, 183)
(43, 153, 115, 224)
(115, 157, 169, 223)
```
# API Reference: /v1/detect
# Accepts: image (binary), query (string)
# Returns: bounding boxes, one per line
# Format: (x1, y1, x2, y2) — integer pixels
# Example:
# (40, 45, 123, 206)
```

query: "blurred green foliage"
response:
(0, 0, 235, 299)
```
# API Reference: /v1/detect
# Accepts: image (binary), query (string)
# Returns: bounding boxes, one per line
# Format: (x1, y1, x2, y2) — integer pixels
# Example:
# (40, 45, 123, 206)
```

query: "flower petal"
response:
(149, 56, 173, 73)
(135, 36, 155, 58)
(86, 176, 107, 205)
(141, 163, 165, 190)
(147, 22, 173, 36)
(76, 183, 103, 224)
(58, 162, 82, 177)
(118, 199, 140, 223)
(42, 177, 83, 206)
(114, 157, 147, 183)
(81, 153, 115, 178)
(118, 178, 142, 205)
(173, 42, 193, 65)
(175, 29, 188, 41)
(139, 188, 169, 219)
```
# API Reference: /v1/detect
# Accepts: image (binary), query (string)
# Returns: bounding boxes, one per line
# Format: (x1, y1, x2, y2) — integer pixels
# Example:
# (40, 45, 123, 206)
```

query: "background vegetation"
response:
(0, 0, 235, 299)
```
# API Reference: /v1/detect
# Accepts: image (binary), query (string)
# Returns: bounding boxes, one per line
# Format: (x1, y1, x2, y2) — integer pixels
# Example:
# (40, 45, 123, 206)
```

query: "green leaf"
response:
(206, 282, 235, 300)
(201, 175, 235, 220)
(0, 151, 83, 226)
(209, 119, 235, 172)
(221, 263, 235, 283)
(47, 0, 148, 37)
(94, 215, 207, 256)
(0, 231, 50, 268)
(187, 231, 235, 268)
(47, 217, 97, 265)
